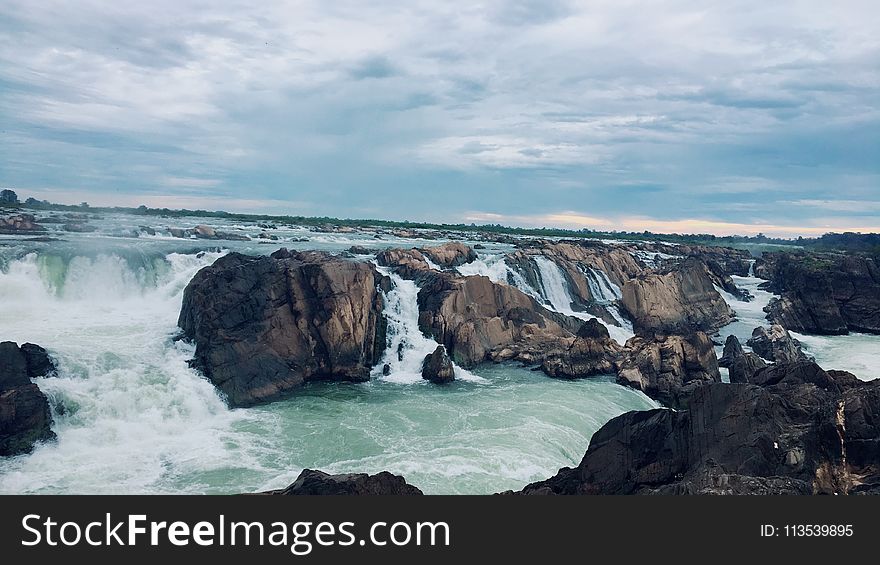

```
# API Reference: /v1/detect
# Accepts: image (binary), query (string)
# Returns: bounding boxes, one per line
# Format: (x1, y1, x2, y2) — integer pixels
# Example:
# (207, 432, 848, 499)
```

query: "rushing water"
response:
(0, 213, 658, 494)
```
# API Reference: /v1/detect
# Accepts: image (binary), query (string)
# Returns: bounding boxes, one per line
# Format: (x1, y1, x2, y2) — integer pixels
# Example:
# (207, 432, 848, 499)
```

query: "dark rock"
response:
(473, 244, 486, 250)
(718, 335, 744, 368)
(421, 345, 455, 384)
(138, 225, 157, 236)
(178, 250, 388, 407)
(615, 332, 721, 409)
(258, 232, 279, 241)
(348, 245, 373, 255)
(20, 343, 57, 379)
(270, 469, 423, 495)
(747, 325, 812, 364)
(748, 361, 840, 391)
(0, 341, 55, 456)
(521, 363, 880, 495)
(728, 352, 766, 384)
(62, 223, 98, 233)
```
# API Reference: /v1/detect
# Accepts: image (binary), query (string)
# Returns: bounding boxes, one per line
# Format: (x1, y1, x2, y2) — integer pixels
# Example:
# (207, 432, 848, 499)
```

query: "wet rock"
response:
(728, 352, 766, 384)
(269, 469, 423, 495)
(348, 245, 373, 255)
(178, 250, 388, 407)
(747, 325, 812, 364)
(541, 320, 621, 379)
(62, 223, 98, 233)
(421, 345, 455, 384)
(0, 341, 56, 457)
(0, 214, 45, 233)
(718, 335, 744, 368)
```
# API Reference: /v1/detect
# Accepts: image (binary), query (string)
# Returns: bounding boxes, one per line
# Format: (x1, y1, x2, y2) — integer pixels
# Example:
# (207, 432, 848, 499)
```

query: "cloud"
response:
(0, 0, 878, 236)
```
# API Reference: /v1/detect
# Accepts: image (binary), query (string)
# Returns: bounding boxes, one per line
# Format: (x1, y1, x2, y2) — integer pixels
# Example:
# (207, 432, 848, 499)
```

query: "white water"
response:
(532, 257, 634, 345)
(716, 272, 880, 380)
(372, 269, 485, 384)
(422, 255, 443, 272)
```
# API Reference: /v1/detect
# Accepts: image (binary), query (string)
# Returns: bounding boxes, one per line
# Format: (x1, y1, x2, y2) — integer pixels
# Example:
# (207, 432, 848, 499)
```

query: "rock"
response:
(0, 341, 56, 456)
(759, 252, 880, 335)
(421, 345, 455, 384)
(620, 258, 735, 336)
(615, 332, 721, 409)
(473, 244, 486, 250)
(138, 225, 157, 236)
(168, 227, 187, 238)
(348, 245, 373, 255)
(728, 352, 766, 384)
(269, 469, 423, 495)
(520, 363, 880, 495)
(419, 242, 477, 268)
(0, 214, 45, 233)
(215, 231, 251, 241)
(747, 325, 812, 364)
(541, 320, 621, 379)
(718, 335, 744, 368)
(192, 224, 217, 238)
(178, 250, 388, 407)
(748, 361, 839, 391)
(62, 223, 98, 233)
(258, 232, 279, 241)
(375, 248, 432, 278)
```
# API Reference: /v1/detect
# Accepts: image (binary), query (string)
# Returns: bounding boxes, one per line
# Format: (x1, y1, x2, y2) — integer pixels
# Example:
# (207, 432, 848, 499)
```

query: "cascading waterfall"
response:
(530, 257, 633, 345)
(372, 267, 484, 384)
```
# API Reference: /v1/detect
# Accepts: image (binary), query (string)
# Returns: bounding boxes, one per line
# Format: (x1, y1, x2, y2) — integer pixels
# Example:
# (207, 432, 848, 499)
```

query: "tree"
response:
(0, 189, 19, 204)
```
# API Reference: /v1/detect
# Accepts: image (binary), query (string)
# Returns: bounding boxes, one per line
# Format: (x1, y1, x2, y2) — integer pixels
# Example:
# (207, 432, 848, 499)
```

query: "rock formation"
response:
(620, 258, 735, 336)
(718, 335, 744, 368)
(178, 249, 388, 407)
(419, 242, 477, 268)
(0, 213, 45, 234)
(758, 252, 880, 335)
(728, 353, 767, 384)
(520, 363, 880, 495)
(615, 332, 721, 409)
(541, 320, 622, 379)
(267, 469, 423, 495)
(422, 345, 455, 384)
(747, 325, 812, 364)
(1, 341, 56, 456)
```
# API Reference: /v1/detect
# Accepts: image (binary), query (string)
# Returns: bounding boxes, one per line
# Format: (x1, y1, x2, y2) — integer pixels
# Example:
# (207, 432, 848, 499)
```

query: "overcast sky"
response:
(1, 0, 878, 236)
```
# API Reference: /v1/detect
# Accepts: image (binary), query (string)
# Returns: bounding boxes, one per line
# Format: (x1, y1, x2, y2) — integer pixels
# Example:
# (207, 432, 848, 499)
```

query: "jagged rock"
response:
(1, 341, 56, 456)
(422, 345, 455, 384)
(728, 353, 766, 384)
(178, 250, 389, 407)
(520, 364, 880, 495)
(0, 214, 45, 233)
(419, 242, 477, 268)
(541, 320, 621, 379)
(747, 325, 812, 364)
(269, 469, 423, 495)
(348, 245, 373, 255)
(376, 248, 432, 278)
(616, 332, 721, 409)
(718, 335, 744, 368)
(759, 252, 880, 335)
(620, 258, 735, 336)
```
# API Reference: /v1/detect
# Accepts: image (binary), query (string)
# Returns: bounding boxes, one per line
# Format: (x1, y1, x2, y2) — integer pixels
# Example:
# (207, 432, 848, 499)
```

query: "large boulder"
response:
(718, 335, 744, 368)
(728, 353, 767, 384)
(759, 252, 880, 335)
(615, 332, 721, 409)
(520, 364, 880, 495)
(1, 341, 56, 456)
(178, 250, 389, 407)
(541, 320, 622, 379)
(620, 258, 735, 336)
(269, 469, 423, 495)
(747, 325, 812, 364)
(419, 242, 477, 268)
(421, 345, 455, 384)
(0, 213, 45, 233)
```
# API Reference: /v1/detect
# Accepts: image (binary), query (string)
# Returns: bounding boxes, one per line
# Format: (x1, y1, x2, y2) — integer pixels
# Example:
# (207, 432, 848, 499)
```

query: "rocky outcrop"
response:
(376, 248, 433, 278)
(747, 325, 812, 364)
(166, 225, 252, 242)
(420, 242, 477, 268)
(348, 245, 373, 255)
(615, 332, 721, 409)
(759, 252, 880, 335)
(0, 213, 45, 234)
(268, 469, 423, 495)
(178, 249, 388, 407)
(728, 353, 767, 384)
(521, 363, 880, 495)
(541, 320, 622, 379)
(415, 272, 578, 367)
(422, 345, 455, 384)
(1, 341, 56, 456)
(718, 335, 744, 368)
(620, 258, 735, 336)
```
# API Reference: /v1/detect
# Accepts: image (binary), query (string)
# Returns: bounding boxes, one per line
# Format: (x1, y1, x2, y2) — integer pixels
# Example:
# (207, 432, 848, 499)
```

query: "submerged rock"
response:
(178, 250, 388, 407)
(421, 345, 455, 384)
(0, 341, 56, 457)
(520, 363, 880, 495)
(615, 332, 721, 409)
(268, 469, 423, 495)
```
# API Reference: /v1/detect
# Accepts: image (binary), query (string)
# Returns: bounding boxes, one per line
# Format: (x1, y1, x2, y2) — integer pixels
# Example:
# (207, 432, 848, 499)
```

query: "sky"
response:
(1, 0, 878, 237)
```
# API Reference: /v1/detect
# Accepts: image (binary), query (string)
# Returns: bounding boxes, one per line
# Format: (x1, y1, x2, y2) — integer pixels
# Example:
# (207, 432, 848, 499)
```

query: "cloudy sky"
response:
(1, 1, 878, 236)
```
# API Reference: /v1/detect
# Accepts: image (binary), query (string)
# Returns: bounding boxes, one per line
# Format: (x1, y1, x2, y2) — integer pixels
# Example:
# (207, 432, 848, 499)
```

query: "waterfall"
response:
(373, 267, 484, 384)
(583, 267, 622, 303)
